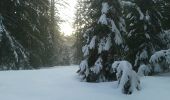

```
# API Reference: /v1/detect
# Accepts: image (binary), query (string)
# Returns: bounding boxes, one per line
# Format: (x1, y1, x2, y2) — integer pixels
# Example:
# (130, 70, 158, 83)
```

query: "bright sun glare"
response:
(59, 0, 77, 36)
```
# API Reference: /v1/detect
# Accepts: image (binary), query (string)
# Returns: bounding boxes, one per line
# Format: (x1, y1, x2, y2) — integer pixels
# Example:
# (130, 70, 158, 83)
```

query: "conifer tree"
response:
(0, 0, 61, 69)
(161, 0, 170, 29)
(123, 0, 165, 72)
(73, 0, 85, 64)
(78, 0, 126, 82)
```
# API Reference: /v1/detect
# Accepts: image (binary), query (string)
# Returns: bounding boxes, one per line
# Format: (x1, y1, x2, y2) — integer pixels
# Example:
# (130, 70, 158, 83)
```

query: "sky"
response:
(59, 0, 77, 36)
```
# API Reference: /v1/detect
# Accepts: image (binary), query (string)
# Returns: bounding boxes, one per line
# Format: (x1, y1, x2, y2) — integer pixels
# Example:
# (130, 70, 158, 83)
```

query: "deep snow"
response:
(0, 66, 170, 100)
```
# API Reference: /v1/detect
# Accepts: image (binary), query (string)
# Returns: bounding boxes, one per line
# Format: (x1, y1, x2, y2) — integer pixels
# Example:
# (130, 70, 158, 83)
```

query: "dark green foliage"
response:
(77, 0, 126, 82)
(77, 0, 170, 82)
(123, 0, 165, 71)
(0, 0, 60, 69)
(161, 0, 170, 29)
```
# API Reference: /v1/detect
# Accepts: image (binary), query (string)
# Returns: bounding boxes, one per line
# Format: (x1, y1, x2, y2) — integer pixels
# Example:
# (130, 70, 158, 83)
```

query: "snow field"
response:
(0, 66, 170, 100)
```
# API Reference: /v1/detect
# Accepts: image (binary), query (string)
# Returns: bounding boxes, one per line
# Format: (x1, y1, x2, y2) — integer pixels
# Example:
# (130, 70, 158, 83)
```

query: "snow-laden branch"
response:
(112, 61, 141, 94)
(0, 15, 29, 68)
(149, 49, 170, 72)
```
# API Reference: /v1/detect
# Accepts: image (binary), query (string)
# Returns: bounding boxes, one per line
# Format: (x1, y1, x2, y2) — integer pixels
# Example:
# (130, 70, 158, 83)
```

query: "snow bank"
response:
(0, 66, 170, 100)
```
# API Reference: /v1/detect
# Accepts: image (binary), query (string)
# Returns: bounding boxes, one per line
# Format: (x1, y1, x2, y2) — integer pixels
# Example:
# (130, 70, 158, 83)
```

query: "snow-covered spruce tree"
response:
(0, 15, 29, 70)
(112, 61, 141, 94)
(78, 0, 127, 82)
(123, 0, 165, 74)
(158, 0, 170, 51)
(0, 0, 59, 69)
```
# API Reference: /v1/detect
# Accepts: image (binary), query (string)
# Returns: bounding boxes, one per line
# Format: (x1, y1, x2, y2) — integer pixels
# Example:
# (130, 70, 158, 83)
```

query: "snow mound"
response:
(112, 61, 141, 94)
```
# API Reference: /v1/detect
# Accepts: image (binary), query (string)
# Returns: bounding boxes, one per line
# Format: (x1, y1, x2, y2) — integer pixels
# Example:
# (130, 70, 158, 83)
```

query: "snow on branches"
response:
(149, 49, 170, 72)
(91, 57, 103, 74)
(78, 59, 89, 80)
(112, 61, 141, 94)
(111, 20, 123, 45)
(98, 2, 109, 25)
(137, 64, 151, 77)
(0, 15, 29, 69)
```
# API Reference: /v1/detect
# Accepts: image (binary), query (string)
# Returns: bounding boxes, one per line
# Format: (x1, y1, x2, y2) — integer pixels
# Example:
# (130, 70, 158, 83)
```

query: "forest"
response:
(0, 0, 170, 98)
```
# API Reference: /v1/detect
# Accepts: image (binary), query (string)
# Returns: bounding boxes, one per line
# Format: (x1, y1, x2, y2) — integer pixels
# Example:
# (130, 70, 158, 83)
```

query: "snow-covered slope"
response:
(0, 66, 170, 100)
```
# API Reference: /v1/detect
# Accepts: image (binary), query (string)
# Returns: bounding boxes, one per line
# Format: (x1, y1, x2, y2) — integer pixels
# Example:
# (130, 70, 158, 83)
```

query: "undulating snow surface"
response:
(0, 66, 170, 100)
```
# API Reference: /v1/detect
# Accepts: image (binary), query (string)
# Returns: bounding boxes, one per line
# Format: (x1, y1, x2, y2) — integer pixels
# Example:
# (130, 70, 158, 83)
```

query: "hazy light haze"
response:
(59, 0, 77, 36)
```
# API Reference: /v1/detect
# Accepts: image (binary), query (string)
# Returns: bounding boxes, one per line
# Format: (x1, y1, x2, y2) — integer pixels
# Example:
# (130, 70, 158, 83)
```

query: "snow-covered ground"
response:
(0, 66, 170, 100)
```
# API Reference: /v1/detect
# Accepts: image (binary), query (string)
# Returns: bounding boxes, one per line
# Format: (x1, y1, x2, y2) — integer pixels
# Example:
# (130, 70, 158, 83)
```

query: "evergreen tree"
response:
(48, 0, 63, 66)
(0, 0, 61, 69)
(77, 0, 126, 82)
(123, 0, 165, 72)
(161, 0, 170, 29)
(74, 0, 96, 64)
(73, 0, 83, 64)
